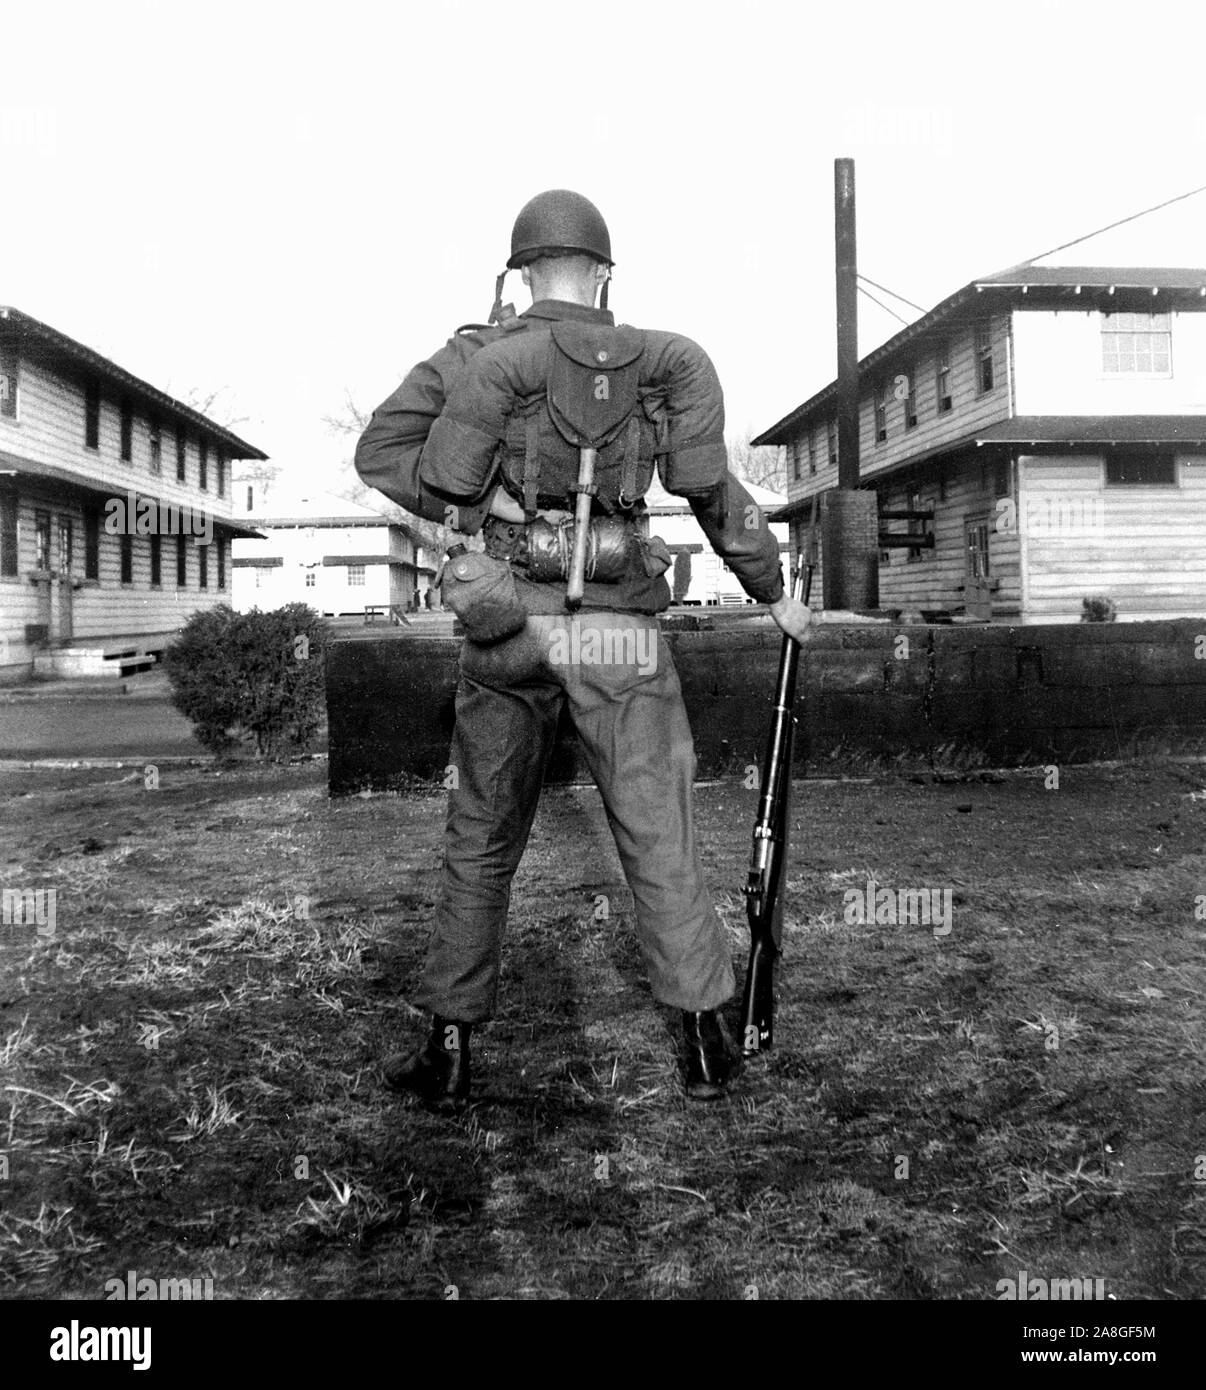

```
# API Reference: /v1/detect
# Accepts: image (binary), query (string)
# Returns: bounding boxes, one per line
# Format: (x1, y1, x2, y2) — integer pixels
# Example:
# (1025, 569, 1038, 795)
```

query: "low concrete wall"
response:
(325, 617, 1206, 794)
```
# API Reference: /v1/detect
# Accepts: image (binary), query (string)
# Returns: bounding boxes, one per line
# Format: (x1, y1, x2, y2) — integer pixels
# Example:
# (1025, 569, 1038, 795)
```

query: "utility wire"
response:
(857, 283, 911, 327)
(1018, 182, 1206, 267)
(857, 274, 926, 315)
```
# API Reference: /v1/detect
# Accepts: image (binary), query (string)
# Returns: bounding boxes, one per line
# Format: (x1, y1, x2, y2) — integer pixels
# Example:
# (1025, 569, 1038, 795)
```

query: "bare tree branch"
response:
(727, 432, 787, 493)
(182, 384, 251, 431)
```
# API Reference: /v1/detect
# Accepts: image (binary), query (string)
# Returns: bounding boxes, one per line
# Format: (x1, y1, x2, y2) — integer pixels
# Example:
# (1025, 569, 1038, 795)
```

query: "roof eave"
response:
(753, 266, 1206, 447)
(0, 306, 269, 460)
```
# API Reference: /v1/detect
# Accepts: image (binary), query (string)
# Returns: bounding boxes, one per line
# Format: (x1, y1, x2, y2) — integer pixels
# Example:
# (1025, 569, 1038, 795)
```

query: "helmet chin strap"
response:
(490, 263, 611, 322)
(489, 268, 517, 326)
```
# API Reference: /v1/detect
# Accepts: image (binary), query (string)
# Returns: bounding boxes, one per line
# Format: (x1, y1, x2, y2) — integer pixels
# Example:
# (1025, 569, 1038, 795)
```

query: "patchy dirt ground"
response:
(0, 755, 1203, 1300)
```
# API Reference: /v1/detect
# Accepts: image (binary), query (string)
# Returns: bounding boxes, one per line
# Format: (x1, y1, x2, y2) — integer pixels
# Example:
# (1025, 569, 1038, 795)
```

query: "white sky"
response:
(5, 0, 1206, 488)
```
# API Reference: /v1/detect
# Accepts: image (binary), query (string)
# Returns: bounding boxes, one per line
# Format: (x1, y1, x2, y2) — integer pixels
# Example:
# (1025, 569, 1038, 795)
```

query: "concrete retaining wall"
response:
(325, 617, 1206, 794)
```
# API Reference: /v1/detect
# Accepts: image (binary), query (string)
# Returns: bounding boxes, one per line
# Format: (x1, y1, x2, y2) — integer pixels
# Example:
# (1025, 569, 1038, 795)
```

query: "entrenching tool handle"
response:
(565, 446, 597, 609)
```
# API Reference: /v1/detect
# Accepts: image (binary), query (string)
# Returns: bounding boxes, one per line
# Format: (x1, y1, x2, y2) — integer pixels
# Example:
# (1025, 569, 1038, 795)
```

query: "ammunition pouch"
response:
(439, 545, 527, 644)
(526, 515, 632, 583)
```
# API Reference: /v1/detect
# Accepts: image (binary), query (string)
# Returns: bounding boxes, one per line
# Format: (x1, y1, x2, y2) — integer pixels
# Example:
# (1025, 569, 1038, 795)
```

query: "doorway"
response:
(57, 516, 74, 641)
(964, 513, 993, 621)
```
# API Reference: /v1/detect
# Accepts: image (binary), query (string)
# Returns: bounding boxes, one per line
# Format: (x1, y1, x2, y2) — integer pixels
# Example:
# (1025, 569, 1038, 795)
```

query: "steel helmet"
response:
(507, 189, 613, 269)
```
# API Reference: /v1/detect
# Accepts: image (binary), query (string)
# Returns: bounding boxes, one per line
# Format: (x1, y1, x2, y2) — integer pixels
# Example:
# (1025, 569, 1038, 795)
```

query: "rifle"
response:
(739, 514, 817, 1057)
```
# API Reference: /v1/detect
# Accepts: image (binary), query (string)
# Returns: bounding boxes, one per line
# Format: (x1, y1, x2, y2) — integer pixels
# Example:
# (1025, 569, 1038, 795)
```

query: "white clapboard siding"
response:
(782, 312, 1013, 514)
(1, 485, 232, 676)
(0, 355, 236, 520)
(861, 313, 1012, 483)
(1021, 455, 1206, 620)
(877, 461, 1020, 614)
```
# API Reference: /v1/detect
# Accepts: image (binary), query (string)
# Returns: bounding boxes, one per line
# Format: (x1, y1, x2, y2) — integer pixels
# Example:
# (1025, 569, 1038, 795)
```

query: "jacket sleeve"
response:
(353, 333, 496, 534)
(418, 332, 547, 503)
(687, 474, 785, 605)
(646, 333, 785, 605)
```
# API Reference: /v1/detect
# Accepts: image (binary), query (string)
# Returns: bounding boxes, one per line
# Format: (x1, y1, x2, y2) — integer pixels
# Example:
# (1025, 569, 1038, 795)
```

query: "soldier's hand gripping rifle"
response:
(739, 552, 815, 1057)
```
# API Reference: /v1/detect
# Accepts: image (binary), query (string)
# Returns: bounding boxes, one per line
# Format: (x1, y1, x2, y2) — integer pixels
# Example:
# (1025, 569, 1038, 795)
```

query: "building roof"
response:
(753, 267, 1206, 448)
(239, 485, 426, 543)
(0, 306, 268, 460)
(643, 473, 786, 513)
(972, 415, 1206, 447)
(976, 265, 1206, 291)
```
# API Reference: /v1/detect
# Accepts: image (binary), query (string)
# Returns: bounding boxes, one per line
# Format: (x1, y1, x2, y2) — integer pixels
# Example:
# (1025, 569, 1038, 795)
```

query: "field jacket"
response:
(354, 299, 784, 613)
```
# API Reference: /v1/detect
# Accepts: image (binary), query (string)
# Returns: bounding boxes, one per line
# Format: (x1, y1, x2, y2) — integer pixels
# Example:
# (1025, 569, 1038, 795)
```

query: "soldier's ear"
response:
(520, 265, 532, 289)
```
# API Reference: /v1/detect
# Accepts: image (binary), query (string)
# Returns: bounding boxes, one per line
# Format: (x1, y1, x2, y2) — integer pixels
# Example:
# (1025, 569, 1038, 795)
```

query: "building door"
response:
(33, 509, 54, 639)
(964, 513, 993, 621)
(57, 516, 74, 641)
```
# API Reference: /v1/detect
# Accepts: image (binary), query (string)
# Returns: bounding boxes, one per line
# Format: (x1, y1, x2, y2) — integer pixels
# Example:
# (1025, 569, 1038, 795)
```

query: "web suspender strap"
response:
(618, 415, 642, 508)
(522, 413, 541, 519)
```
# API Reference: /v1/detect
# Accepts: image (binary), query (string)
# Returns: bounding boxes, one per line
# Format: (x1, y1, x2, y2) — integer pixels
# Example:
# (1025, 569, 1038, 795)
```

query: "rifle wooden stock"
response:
(739, 559, 812, 1055)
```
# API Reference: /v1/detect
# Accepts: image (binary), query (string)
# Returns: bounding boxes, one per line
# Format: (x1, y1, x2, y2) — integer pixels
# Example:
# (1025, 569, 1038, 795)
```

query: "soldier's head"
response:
(506, 189, 613, 309)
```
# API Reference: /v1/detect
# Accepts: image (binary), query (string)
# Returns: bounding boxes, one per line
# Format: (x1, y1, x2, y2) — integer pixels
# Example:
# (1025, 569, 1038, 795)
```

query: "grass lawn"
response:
(1, 755, 1204, 1300)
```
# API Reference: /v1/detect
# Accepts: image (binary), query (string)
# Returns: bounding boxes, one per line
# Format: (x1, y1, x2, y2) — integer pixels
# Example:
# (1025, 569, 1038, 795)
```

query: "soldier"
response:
(355, 190, 812, 1108)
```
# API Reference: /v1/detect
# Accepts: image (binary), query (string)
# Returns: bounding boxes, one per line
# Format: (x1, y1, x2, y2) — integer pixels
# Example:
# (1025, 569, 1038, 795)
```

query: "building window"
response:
(0, 491, 18, 577)
(216, 537, 226, 590)
(149, 419, 162, 474)
(875, 382, 889, 444)
(304, 571, 316, 588)
(120, 534, 133, 584)
(347, 564, 365, 587)
(1, 348, 20, 419)
(149, 533, 161, 586)
(976, 322, 995, 393)
(1102, 313, 1171, 375)
(58, 518, 73, 573)
(791, 440, 801, 482)
(85, 382, 101, 448)
(216, 450, 226, 497)
(246, 484, 254, 513)
(1105, 452, 1177, 486)
(34, 510, 51, 570)
(199, 440, 209, 490)
(176, 535, 187, 588)
(807, 429, 817, 476)
(84, 507, 100, 579)
(936, 344, 952, 413)
(176, 429, 187, 482)
(905, 370, 918, 429)
(120, 400, 133, 461)
(994, 459, 1010, 498)
(826, 418, 838, 469)
(198, 543, 209, 589)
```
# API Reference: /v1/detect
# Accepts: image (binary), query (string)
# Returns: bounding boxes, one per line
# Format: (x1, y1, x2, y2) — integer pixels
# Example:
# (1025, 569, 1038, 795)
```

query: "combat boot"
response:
(681, 1009, 740, 1101)
(383, 1016, 472, 1112)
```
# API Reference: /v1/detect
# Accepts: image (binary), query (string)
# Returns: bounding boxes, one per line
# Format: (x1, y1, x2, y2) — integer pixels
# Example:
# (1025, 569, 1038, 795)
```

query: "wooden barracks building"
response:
(757, 248, 1206, 622)
(0, 306, 266, 681)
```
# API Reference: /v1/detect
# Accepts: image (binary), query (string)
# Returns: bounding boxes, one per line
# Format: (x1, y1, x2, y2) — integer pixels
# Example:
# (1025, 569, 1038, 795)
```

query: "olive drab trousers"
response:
(418, 611, 736, 1023)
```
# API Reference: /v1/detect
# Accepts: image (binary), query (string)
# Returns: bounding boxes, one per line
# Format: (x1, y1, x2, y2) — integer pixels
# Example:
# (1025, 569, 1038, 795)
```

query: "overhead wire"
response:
(1016, 183, 1206, 267)
(856, 283, 911, 327)
(857, 274, 926, 315)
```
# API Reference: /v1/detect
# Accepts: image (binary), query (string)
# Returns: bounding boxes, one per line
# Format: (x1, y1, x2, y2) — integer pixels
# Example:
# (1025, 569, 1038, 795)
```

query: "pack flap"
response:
(549, 321, 645, 369)
(547, 324, 646, 448)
